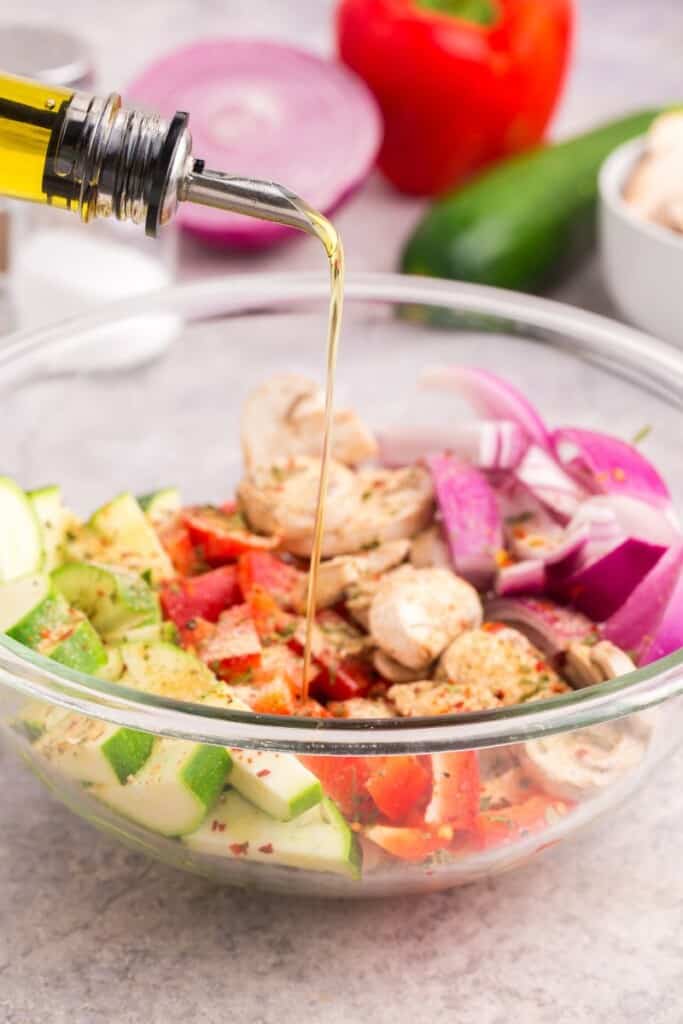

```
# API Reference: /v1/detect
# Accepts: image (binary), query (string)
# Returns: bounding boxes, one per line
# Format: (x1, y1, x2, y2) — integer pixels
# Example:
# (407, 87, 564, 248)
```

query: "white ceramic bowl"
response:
(599, 136, 683, 348)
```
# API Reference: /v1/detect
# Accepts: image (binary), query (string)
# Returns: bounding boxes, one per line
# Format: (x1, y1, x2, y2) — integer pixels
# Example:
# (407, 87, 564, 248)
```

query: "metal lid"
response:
(0, 24, 95, 90)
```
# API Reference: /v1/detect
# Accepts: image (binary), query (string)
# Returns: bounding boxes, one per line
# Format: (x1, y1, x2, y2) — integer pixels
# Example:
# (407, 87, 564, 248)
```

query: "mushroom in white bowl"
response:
(599, 112, 683, 348)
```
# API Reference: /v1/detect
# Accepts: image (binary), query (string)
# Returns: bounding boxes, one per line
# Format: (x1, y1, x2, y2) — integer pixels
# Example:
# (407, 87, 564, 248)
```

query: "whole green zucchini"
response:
(401, 110, 659, 293)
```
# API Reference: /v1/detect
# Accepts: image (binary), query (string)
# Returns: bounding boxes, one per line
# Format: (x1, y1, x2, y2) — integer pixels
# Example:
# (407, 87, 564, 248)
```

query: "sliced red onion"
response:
(552, 427, 673, 512)
(495, 560, 546, 597)
(548, 537, 667, 621)
(570, 494, 679, 549)
(426, 454, 502, 590)
(420, 366, 550, 450)
(515, 445, 586, 523)
(377, 421, 528, 471)
(127, 41, 381, 248)
(602, 543, 683, 665)
(484, 596, 596, 659)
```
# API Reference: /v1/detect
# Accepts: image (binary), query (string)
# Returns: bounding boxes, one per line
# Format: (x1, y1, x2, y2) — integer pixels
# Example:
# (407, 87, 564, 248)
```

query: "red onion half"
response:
(128, 41, 381, 248)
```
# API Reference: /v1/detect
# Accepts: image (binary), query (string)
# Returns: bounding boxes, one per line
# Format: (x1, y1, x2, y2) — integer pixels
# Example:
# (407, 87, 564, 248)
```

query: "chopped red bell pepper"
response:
(237, 551, 303, 609)
(424, 751, 480, 831)
(312, 656, 376, 702)
(365, 756, 432, 823)
(198, 604, 262, 680)
(249, 679, 329, 718)
(477, 794, 573, 848)
(299, 755, 375, 820)
(157, 517, 200, 576)
(292, 609, 376, 701)
(177, 615, 216, 653)
(363, 823, 453, 862)
(182, 505, 279, 564)
(247, 587, 298, 645)
(337, 0, 573, 195)
(160, 566, 242, 630)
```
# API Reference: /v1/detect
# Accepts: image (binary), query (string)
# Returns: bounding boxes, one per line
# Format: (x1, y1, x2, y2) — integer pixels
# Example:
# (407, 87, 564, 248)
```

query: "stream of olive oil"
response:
(298, 204, 345, 704)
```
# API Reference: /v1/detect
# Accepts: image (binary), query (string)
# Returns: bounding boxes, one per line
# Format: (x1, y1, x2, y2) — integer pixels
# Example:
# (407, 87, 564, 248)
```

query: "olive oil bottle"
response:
(0, 74, 74, 208)
(0, 70, 345, 699)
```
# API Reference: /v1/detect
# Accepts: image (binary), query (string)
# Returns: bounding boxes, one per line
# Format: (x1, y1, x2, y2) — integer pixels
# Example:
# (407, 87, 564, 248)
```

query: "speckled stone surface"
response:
(1, 1, 683, 1021)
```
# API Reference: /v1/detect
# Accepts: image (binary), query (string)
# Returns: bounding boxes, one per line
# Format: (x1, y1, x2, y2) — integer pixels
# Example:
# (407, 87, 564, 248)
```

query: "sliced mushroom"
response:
(370, 567, 483, 671)
(305, 555, 360, 610)
(241, 374, 377, 471)
(386, 680, 483, 716)
(239, 457, 433, 558)
(327, 697, 395, 719)
(345, 581, 375, 631)
(438, 626, 570, 706)
(373, 650, 425, 683)
(521, 722, 647, 801)
(624, 113, 683, 233)
(565, 640, 636, 689)
(410, 525, 451, 570)
(299, 539, 410, 611)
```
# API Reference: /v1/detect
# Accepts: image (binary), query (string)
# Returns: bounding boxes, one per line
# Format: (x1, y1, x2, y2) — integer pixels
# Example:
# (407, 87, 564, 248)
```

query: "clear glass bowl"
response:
(1, 271, 681, 898)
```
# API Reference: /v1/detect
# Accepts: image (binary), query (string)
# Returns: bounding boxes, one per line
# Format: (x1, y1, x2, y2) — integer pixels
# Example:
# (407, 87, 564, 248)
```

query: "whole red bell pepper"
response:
(337, 0, 573, 195)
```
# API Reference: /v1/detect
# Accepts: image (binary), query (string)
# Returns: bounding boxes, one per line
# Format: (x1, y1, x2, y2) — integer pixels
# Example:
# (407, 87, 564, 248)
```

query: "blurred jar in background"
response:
(0, 25, 179, 369)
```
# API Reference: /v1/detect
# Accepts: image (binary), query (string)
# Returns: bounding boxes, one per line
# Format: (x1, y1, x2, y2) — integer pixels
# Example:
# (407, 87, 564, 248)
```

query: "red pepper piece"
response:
(157, 517, 200, 576)
(424, 751, 481, 831)
(476, 794, 573, 849)
(237, 551, 304, 609)
(312, 656, 376, 702)
(299, 755, 375, 820)
(363, 824, 452, 862)
(177, 615, 216, 653)
(198, 604, 262, 680)
(337, 0, 573, 195)
(183, 505, 278, 564)
(160, 566, 242, 630)
(365, 756, 432, 823)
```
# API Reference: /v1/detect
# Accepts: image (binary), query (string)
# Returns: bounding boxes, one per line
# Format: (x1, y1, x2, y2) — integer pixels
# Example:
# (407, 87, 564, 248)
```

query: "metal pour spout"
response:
(182, 165, 320, 240)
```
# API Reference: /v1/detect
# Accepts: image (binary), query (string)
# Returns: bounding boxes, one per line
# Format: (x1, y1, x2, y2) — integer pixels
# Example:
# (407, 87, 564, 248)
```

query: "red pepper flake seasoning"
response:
(256, 769, 271, 778)
(211, 820, 226, 833)
(229, 842, 249, 856)
(258, 843, 274, 854)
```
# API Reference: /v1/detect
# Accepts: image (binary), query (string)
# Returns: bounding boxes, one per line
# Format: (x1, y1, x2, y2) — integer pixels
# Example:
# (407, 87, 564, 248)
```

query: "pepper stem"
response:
(416, 0, 498, 26)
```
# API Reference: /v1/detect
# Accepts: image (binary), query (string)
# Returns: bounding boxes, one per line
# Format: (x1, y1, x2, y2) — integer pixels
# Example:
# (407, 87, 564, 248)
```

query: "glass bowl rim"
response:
(0, 269, 681, 754)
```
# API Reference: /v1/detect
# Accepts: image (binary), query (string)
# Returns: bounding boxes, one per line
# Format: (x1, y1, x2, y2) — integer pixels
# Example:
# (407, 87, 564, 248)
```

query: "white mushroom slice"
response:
(241, 374, 377, 471)
(373, 650, 425, 684)
(238, 456, 356, 549)
(387, 680, 478, 717)
(521, 722, 647, 801)
(370, 568, 483, 670)
(410, 525, 451, 570)
(301, 539, 410, 611)
(623, 113, 683, 232)
(345, 586, 374, 631)
(439, 627, 569, 706)
(565, 640, 636, 689)
(589, 641, 636, 680)
(327, 697, 395, 719)
(239, 458, 433, 558)
(307, 556, 361, 610)
(362, 539, 411, 576)
(564, 643, 604, 688)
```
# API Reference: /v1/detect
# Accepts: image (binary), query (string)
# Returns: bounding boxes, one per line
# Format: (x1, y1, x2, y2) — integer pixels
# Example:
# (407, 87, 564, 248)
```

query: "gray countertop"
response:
(1, 2, 683, 1021)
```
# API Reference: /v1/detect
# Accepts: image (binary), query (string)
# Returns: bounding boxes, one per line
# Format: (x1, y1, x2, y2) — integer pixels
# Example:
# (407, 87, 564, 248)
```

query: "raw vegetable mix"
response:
(1, 369, 677, 881)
